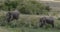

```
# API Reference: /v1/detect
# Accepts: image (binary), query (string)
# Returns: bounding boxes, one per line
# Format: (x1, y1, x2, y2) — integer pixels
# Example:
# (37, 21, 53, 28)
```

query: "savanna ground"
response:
(0, 11, 60, 32)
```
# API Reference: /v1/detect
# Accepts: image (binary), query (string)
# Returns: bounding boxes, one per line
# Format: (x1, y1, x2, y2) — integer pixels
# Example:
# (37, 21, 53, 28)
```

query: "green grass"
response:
(0, 11, 60, 32)
(0, 26, 60, 32)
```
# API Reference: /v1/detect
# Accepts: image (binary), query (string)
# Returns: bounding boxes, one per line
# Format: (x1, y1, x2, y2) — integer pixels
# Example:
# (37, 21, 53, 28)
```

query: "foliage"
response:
(0, 0, 51, 15)
(57, 17, 60, 20)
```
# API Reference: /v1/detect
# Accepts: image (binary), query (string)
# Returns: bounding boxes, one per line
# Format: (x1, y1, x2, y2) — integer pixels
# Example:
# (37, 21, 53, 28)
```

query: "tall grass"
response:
(0, 11, 60, 29)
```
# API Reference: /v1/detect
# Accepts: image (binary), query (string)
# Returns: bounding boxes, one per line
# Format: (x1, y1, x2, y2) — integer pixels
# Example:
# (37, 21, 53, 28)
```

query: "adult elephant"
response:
(6, 9, 20, 23)
(39, 16, 54, 28)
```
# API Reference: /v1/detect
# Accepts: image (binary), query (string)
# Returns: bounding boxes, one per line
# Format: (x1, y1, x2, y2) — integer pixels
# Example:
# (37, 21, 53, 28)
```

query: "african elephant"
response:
(6, 10, 20, 23)
(39, 16, 54, 28)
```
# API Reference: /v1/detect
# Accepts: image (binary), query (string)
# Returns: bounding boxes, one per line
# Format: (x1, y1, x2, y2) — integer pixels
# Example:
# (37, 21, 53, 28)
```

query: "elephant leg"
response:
(40, 21, 46, 27)
(7, 19, 10, 23)
(40, 23, 44, 27)
(7, 15, 13, 23)
(51, 23, 54, 28)
(7, 17, 11, 23)
(10, 15, 13, 21)
(50, 22, 54, 28)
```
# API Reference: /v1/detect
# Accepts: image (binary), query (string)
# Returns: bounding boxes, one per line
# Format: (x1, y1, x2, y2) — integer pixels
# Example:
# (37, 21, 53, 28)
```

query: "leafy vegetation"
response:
(0, 0, 51, 15)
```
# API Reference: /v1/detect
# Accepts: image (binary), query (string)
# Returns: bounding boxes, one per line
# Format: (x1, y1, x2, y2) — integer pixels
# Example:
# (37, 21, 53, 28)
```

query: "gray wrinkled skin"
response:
(6, 10, 20, 23)
(40, 16, 54, 28)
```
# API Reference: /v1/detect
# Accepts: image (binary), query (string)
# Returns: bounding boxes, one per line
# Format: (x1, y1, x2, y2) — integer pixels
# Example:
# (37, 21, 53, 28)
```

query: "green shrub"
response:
(0, 0, 51, 15)
(57, 17, 60, 20)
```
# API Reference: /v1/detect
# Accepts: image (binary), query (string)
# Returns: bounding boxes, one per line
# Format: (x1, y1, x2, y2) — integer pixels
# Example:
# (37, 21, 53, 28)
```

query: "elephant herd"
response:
(6, 10, 54, 28)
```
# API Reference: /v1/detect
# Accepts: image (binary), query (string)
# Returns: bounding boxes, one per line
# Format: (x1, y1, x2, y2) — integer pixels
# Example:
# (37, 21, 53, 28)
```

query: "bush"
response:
(0, 0, 51, 15)
(57, 17, 60, 20)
